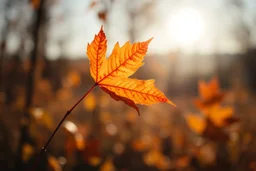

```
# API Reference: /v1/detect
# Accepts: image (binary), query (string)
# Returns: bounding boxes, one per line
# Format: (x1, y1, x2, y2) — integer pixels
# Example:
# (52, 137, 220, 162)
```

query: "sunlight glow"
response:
(168, 8, 205, 47)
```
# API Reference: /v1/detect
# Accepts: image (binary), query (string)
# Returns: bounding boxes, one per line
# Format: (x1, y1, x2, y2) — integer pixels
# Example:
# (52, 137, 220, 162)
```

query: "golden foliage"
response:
(186, 77, 239, 142)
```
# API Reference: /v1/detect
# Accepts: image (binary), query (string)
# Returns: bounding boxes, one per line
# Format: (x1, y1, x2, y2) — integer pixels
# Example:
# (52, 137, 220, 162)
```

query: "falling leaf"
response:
(194, 77, 224, 110)
(88, 156, 101, 166)
(87, 26, 176, 115)
(98, 11, 107, 22)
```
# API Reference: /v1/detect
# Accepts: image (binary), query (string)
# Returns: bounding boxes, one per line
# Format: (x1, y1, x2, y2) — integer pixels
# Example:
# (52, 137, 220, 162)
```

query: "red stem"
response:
(41, 83, 97, 152)
(30, 84, 97, 171)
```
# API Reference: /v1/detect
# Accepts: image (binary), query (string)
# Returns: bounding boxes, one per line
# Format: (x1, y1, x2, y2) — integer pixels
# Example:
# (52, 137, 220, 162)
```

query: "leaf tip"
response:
(98, 25, 106, 39)
(149, 37, 154, 41)
(167, 100, 176, 107)
(147, 37, 154, 44)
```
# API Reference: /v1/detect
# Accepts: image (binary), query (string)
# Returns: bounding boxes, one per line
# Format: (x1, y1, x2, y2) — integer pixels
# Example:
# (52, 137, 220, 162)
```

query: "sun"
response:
(168, 8, 205, 47)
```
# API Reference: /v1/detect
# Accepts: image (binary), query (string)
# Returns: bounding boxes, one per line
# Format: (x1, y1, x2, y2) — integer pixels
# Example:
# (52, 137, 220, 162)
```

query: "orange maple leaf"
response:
(185, 114, 206, 134)
(87, 26, 175, 115)
(203, 106, 239, 127)
(186, 105, 239, 142)
(194, 77, 225, 110)
(185, 114, 229, 142)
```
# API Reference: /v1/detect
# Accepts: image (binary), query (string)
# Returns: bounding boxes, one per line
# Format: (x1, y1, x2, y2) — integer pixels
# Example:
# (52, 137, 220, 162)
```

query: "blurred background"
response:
(0, 0, 256, 170)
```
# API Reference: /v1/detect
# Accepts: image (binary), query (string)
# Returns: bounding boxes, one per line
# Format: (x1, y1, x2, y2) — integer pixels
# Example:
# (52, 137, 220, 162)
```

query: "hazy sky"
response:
(1, 0, 256, 59)
(45, 0, 256, 59)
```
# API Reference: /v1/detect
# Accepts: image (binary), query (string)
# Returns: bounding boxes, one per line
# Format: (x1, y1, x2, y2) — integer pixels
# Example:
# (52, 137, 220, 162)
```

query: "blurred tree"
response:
(0, 0, 11, 103)
(228, 0, 256, 93)
(16, 0, 48, 170)
(0, 120, 14, 170)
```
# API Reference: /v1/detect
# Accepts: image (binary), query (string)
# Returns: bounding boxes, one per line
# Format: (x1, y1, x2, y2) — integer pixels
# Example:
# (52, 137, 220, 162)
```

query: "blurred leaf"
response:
(64, 125, 85, 158)
(194, 77, 225, 110)
(100, 159, 115, 171)
(30, 108, 54, 130)
(125, 110, 138, 123)
(185, 114, 206, 134)
(143, 149, 162, 166)
(48, 155, 62, 171)
(56, 88, 73, 101)
(83, 92, 96, 112)
(186, 113, 229, 142)
(175, 156, 190, 169)
(204, 118, 229, 142)
(100, 112, 112, 123)
(88, 156, 101, 166)
(144, 149, 170, 169)
(67, 70, 81, 87)
(22, 143, 34, 162)
(75, 134, 85, 150)
(132, 139, 147, 152)
(204, 106, 239, 127)
(198, 144, 216, 165)
(155, 156, 171, 170)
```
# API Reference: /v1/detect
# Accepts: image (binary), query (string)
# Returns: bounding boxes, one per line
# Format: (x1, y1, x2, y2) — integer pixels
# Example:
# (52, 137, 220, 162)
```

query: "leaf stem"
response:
(41, 83, 97, 152)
